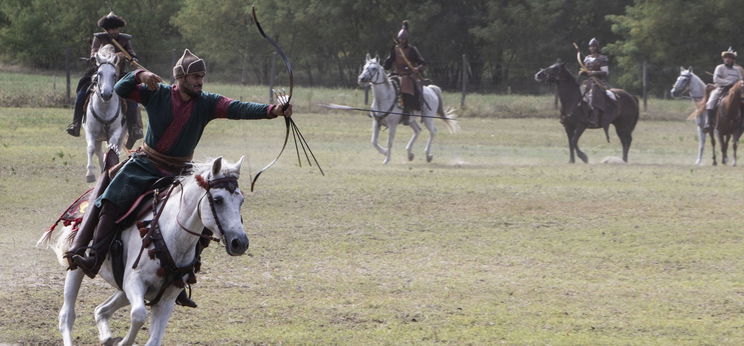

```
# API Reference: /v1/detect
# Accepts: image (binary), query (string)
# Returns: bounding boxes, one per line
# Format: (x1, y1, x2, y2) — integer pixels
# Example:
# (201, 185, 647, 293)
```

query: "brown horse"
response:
(714, 80, 744, 166)
(535, 61, 639, 163)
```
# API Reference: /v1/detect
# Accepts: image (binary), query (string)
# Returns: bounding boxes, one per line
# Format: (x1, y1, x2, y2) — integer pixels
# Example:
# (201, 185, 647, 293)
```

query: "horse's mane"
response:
(96, 44, 117, 65)
(559, 64, 580, 87)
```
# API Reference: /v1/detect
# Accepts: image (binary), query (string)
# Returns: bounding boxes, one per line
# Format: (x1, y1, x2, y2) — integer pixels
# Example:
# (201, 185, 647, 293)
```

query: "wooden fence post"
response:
(65, 47, 71, 106)
(642, 60, 648, 112)
(460, 54, 468, 108)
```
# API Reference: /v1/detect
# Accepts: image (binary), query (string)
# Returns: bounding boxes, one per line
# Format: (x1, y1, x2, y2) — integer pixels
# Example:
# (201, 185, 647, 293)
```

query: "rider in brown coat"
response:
(383, 20, 426, 125)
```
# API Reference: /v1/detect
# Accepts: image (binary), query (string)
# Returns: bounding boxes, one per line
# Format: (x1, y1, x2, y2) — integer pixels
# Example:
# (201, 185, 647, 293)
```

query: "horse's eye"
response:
(214, 196, 223, 205)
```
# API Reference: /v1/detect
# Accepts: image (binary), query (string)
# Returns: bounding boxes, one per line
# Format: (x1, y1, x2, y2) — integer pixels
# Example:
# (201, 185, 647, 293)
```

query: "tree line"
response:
(1, 0, 742, 95)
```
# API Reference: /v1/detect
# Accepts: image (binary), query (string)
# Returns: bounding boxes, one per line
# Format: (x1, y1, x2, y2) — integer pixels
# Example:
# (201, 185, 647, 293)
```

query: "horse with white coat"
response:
(357, 54, 458, 164)
(38, 157, 249, 346)
(670, 66, 717, 165)
(84, 44, 128, 182)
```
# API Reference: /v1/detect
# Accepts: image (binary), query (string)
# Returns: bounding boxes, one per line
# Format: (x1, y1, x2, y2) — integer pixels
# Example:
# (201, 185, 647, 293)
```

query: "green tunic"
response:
(98, 70, 275, 209)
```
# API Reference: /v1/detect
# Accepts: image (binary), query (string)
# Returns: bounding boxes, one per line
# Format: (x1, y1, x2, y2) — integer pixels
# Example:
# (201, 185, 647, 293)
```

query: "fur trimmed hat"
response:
(97, 11, 126, 30)
(722, 47, 737, 59)
(397, 20, 410, 40)
(173, 49, 206, 78)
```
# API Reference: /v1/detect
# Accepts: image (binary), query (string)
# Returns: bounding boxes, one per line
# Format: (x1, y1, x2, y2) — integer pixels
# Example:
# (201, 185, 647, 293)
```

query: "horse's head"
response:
(193, 157, 249, 256)
(671, 66, 694, 98)
(94, 44, 120, 101)
(535, 60, 565, 83)
(358, 53, 386, 86)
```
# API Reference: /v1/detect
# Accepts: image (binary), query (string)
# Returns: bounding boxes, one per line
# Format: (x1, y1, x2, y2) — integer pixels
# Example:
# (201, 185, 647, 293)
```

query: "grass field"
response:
(2, 75, 744, 344)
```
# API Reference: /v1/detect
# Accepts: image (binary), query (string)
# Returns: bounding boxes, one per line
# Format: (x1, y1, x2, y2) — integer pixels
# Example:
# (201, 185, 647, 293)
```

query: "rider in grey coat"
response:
(705, 47, 741, 130)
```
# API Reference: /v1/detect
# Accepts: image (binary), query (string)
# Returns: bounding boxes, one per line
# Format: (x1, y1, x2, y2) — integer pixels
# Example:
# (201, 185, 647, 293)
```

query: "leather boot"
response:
(704, 109, 713, 131)
(71, 201, 121, 279)
(66, 98, 86, 137)
(176, 290, 197, 308)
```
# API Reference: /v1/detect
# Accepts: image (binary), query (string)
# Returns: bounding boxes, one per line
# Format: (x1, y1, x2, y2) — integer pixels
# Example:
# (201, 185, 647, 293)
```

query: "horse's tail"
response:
(36, 224, 76, 267)
(430, 85, 460, 134)
(688, 98, 706, 121)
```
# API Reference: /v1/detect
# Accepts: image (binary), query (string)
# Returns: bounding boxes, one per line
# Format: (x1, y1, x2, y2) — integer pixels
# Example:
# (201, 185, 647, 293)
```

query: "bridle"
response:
(90, 61, 122, 134)
(190, 175, 240, 244)
(363, 63, 388, 85)
(672, 73, 692, 96)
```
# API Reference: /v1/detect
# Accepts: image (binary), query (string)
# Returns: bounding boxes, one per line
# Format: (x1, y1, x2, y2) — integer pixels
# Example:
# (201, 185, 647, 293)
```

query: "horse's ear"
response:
(688, 66, 693, 72)
(234, 155, 245, 175)
(374, 53, 380, 62)
(365, 53, 371, 62)
(211, 157, 223, 177)
(680, 66, 685, 71)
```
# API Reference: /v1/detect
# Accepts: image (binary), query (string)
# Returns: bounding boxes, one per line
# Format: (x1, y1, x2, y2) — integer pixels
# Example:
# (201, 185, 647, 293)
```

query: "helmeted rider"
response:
(704, 47, 741, 130)
(65, 49, 292, 308)
(66, 11, 144, 149)
(383, 20, 426, 125)
(579, 37, 614, 127)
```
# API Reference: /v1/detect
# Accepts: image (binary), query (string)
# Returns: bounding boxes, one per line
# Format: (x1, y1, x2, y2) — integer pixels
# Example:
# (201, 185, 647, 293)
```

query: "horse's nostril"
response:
(231, 238, 240, 250)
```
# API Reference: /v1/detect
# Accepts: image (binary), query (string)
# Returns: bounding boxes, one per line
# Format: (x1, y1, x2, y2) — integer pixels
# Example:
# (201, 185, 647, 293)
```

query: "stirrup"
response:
(71, 254, 101, 279)
(176, 289, 197, 308)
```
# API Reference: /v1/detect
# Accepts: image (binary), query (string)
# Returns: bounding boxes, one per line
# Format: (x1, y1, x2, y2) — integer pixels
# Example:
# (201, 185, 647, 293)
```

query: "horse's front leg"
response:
(422, 118, 437, 163)
(573, 125, 589, 163)
(564, 124, 575, 163)
(710, 128, 718, 165)
(405, 120, 421, 161)
(60, 269, 84, 346)
(371, 119, 387, 156)
(120, 281, 148, 346)
(144, 290, 179, 346)
(95, 291, 129, 345)
(384, 120, 397, 165)
(696, 125, 706, 165)
(733, 133, 739, 167)
(86, 134, 101, 183)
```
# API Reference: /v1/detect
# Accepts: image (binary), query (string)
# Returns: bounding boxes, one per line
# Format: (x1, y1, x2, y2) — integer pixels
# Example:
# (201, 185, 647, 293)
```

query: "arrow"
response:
(319, 103, 455, 120)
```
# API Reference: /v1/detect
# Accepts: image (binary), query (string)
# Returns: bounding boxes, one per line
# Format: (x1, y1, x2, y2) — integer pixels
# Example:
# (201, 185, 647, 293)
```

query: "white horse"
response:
(670, 66, 714, 165)
(357, 54, 458, 164)
(85, 44, 127, 182)
(37, 157, 249, 346)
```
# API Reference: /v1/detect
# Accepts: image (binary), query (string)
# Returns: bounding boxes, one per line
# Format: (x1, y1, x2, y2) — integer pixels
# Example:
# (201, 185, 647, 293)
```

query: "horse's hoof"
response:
(408, 152, 415, 161)
(426, 154, 433, 163)
(86, 175, 96, 183)
(383, 158, 390, 165)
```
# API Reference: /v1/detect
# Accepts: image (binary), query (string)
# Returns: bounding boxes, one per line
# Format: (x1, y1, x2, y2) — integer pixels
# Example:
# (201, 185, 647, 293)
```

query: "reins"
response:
(130, 173, 239, 306)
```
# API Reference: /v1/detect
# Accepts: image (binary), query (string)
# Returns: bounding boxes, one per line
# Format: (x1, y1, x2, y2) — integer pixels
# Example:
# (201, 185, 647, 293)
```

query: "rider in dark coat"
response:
(383, 20, 426, 125)
(66, 12, 144, 149)
(65, 49, 292, 307)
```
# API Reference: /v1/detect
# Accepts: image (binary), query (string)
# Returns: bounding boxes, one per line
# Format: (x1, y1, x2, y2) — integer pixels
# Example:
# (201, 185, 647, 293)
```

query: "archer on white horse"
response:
(85, 44, 127, 182)
(670, 66, 716, 165)
(38, 157, 249, 346)
(357, 54, 458, 164)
